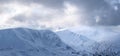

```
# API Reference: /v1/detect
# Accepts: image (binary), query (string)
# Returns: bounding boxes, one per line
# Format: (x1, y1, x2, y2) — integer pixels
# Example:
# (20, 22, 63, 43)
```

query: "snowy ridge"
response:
(0, 27, 119, 56)
(0, 28, 78, 56)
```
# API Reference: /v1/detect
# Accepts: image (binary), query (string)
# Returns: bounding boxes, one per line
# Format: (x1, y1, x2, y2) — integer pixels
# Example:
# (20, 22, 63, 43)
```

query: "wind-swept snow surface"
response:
(56, 30, 95, 51)
(0, 28, 78, 56)
(56, 26, 120, 56)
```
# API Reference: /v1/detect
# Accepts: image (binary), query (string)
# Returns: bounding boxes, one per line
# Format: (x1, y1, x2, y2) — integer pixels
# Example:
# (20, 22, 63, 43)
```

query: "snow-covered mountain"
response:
(0, 28, 78, 56)
(56, 26, 120, 56)
(56, 30, 95, 51)
(0, 26, 119, 56)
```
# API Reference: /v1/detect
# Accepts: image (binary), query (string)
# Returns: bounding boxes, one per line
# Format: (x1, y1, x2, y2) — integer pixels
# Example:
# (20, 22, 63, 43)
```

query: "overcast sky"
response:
(0, 0, 120, 29)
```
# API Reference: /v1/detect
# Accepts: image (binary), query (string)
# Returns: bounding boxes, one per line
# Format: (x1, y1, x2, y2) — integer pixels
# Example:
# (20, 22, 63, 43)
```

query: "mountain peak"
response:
(0, 28, 77, 56)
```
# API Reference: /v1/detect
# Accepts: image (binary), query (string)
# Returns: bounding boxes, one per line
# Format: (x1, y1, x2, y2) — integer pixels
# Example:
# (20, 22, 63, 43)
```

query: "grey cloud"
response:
(0, 0, 64, 9)
(11, 14, 40, 27)
(95, 1, 120, 26)
(0, 0, 11, 3)
(66, 0, 110, 12)
(66, 0, 120, 26)
(97, 7, 120, 26)
(23, 0, 64, 9)
(12, 13, 54, 23)
(0, 6, 7, 13)
(12, 14, 41, 22)
(0, 7, 12, 14)
(0, 7, 3, 13)
(12, 14, 27, 22)
(1, 0, 120, 26)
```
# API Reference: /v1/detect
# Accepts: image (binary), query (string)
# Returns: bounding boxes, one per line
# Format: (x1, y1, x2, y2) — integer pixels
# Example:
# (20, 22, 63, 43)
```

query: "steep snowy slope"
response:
(56, 26, 120, 55)
(0, 28, 78, 56)
(56, 30, 95, 51)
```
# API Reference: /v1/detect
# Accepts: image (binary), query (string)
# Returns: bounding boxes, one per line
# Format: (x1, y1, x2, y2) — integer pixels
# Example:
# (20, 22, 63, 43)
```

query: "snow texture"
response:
(0, 28, 78, 56)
